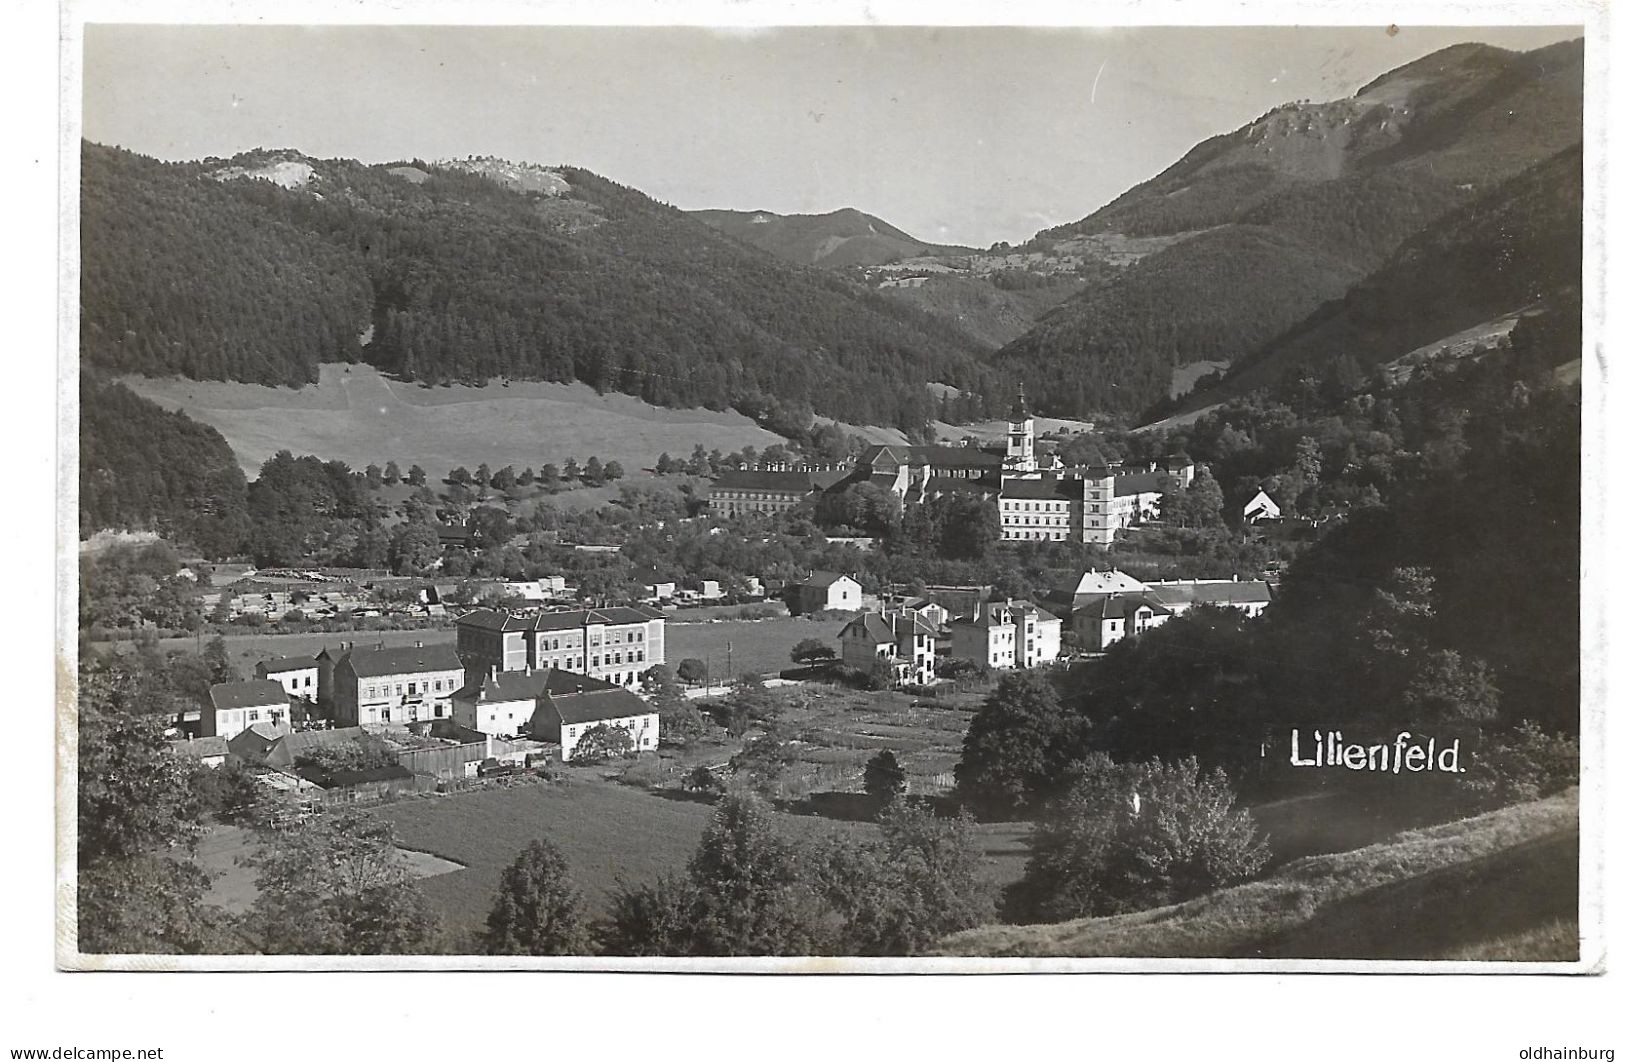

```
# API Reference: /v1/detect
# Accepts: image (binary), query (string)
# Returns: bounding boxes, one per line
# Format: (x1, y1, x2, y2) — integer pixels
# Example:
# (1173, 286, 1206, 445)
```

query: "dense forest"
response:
(78, 378, 249, 555)
(1209, 145, 1584, 405)
(80, 143, 1001, 433)
(1002, 39, 1581, 417)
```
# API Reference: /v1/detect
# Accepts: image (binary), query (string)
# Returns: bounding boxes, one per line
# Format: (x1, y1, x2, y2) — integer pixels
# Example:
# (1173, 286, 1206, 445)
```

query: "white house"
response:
(204, 679, 292, 740)
(1243, 489, 1282, 524)
(524, 679, 660, 761)
(958, 600, 1063, 669)
(792, 571, 863, 614)
(837, 608, 940, 684)
(1072, 594, 1175, 651)
(255, 656, 320, 702)
(331, 641, 467, 727)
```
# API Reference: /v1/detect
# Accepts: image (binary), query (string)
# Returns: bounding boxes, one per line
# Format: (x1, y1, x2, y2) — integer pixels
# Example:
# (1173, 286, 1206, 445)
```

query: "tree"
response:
(564, 457, 582, 481)
(475, 463, 493, 487)
(482, 840, 590, 955)
(1007, 754, 1268, 923)
(203, 635, 238, 684)
(730, 735, 794, 793)
(954, 671, 1078, 819)
(679, 794, 831, 955)
(248, 809, 443, 954)
(539, 463, 562, 490)
(790, 638, 836, 665)
(814, 803, 993, 955)
(863, 750, 908, 807)
(383, 460, 402, 484)
(572, 724, 635, 764)
(644, 664, 709, 745)
(518, 466, 536, 487)
(686, 765, 724, 795)
(389, 521, 442, 576)
(655, 452, 678, 475)
(491, 465, 518, 494)
(406, 464, 427, 487)
(583, 456, 606, 487)
(676, 658, 709, 687)
(448, 466, 472, 486)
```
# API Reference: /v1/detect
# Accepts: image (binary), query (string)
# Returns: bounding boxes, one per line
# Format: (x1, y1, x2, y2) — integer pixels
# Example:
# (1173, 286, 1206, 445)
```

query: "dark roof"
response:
(1112, 471, 1168, 496)
(208, 680, 289, 712)
(341, 643, 464, 677)
(285, 726, 369, 754)
(453, 668, 617, 704)
(999, 476, 1083, 501)
(711, 469, 823, 494)
(172, 736, 229, 759)
(459, 606, 665, 634)
(800, 570, 854, 589)
(1143, 580, 1275, 607)
(966, 600, 1061, 628)
(839, 609, 940, 644)
(454, 608, 531, 632)
(256, 656, 320, 675)
(856, 443, 1003, 471)
(1074, 594, 1173, 621)
(547, 687, 656, 726)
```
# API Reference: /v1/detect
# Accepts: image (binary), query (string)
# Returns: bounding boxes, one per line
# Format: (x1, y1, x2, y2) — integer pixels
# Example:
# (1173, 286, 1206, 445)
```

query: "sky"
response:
(80, 23, 1581, 247)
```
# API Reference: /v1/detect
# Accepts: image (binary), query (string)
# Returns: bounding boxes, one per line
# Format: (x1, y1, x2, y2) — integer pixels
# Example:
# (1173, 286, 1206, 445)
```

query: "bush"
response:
(1005, 753, 1269, 923)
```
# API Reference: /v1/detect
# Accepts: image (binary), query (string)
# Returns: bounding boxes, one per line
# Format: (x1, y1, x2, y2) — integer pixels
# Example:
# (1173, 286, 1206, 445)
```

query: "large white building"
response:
(456, 605, 666, 692)
(326, 642, 467, 727)
(204, 679, 292, 740)
(1048, 569, 1276, 651)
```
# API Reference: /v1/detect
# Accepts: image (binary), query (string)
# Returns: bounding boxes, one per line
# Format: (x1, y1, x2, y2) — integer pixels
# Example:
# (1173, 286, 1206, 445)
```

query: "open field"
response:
(122, 363, 787, 479)
(665, 616, 848, 679)
(373, 774, 1030, 942)
(127, 615, 841, 681)
(937, 788, 1580, 960)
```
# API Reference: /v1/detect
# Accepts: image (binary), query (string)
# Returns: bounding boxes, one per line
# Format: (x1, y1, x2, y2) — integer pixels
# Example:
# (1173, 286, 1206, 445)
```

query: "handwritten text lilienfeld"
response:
(1288, 730, 1463, 773)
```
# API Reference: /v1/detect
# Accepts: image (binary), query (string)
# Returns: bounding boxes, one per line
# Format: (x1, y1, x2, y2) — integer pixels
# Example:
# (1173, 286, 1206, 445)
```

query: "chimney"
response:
(489, 664, 498, 680)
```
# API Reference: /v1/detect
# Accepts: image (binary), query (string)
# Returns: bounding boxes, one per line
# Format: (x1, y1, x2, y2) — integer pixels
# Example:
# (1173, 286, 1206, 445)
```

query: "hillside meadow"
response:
(937, 788, 1580, 961)
(122, 363, 788, 479)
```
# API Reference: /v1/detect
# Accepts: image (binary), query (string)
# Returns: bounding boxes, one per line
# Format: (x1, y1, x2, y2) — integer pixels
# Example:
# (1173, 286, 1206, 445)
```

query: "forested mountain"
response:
(78, 377, 249, 555)
(1200, 145, 1583, 408)
(80, 144, 1000, 433)
(996, 39, 1582, 418)
(689, 207, 973, 268)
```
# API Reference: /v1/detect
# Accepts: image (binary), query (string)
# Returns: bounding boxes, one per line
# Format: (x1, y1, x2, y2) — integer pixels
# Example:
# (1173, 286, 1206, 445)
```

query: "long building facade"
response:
(456, 605, 666, 692)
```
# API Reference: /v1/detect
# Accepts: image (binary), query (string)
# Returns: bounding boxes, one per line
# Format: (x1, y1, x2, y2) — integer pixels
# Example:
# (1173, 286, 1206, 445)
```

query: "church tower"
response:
(1006, 384, 1037, 474)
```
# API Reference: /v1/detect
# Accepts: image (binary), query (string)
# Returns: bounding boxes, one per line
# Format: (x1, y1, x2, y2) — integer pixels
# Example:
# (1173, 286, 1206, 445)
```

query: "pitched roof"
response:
(208, 680, 290, 712)
(453, 668, 617, 704)
(800, 570, 854, 589)
(172, 736, 229, 759)
(1057, 569, 1151, 599)
(711, 469, 822, 494)
(341, 643, 464, 677)
(856, 443, 1003, 471)
(1074, 594, 1174, 621)
(966, 600, 1061, 628)
(1112, 471, 1168, 496)
(256, 656, 320, 674)
(999, 476, 1083, 501)
(1143, 580, 1275, 607)
(546, 687, 656, 726)
(839, 609, 940, 644)
(532, 606, 666, 631)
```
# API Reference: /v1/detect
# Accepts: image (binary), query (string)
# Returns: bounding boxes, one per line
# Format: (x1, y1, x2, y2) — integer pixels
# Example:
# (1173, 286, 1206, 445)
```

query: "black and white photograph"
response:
(48, 0, 1610, 1009)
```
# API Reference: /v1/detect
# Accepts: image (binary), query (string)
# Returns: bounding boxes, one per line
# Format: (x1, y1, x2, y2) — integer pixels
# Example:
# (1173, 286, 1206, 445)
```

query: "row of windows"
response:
(566, 717, 653, 739)
(361, 677, 455, 699)
(1004, 500, 1066, 512)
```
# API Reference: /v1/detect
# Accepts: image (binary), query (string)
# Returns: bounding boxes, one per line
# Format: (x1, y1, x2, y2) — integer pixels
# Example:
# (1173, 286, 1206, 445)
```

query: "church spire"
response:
(1012, 383, 1029, 421)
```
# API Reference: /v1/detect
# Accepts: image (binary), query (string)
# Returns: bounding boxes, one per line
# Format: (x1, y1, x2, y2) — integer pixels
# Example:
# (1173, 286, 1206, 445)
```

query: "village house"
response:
(227, 723, 372, 770)
(788, 571, 863, 614)
(450, 666, 605, 738)
(1045, 568, 1275, 650)
(1243, 489, 1283, 524)
(631, 567, 678, 602)
(255, 656, 320, 702)
(204, 679, 291, 740)
(1072, 594, 1175, 651)
(329, 641, 467, 727)
(837, 607, 941, 685)
(456, 605, 666, 692)
(958, 599, 1064, 669)
(522, 675, 661, 761)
